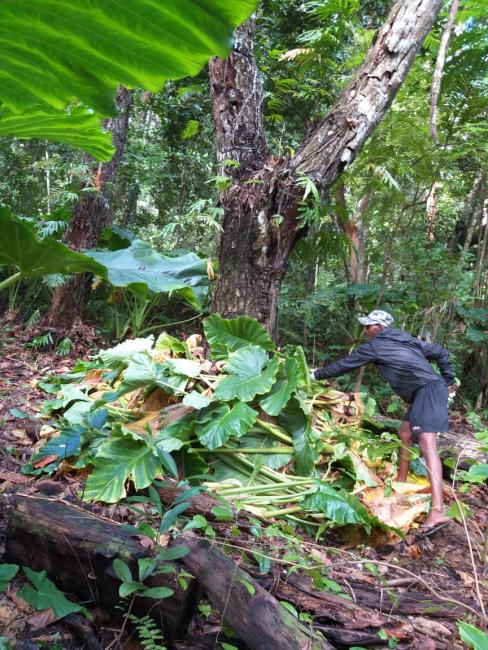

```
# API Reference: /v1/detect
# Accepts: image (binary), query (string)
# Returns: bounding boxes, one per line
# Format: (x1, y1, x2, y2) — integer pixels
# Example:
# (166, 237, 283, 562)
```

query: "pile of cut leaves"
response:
(24, 315, 431, 535)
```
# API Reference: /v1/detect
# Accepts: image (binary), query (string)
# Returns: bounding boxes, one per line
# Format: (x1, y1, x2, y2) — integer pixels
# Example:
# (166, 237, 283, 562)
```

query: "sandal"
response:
(415, 520, 451, 539)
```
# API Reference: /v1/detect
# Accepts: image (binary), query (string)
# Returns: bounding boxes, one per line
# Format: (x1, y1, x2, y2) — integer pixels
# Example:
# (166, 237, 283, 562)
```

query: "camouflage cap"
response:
(357, 309, 394, 328)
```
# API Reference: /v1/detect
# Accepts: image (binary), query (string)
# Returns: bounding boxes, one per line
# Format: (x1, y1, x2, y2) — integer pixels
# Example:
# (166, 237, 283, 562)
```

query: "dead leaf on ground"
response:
(456, 570, 475, 586)
(0, 470, 30, 484)
(25, 607, 60, 630)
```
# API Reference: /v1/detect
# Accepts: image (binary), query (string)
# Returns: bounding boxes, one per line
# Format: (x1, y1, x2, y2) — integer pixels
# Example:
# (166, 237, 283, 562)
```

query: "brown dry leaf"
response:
(83, 368, 107, 385)
(32, 454, 58, 469)
(0, 470, 30, 484)
(160, 404, 193, 427)
(125, 387, 144, 409)
(39, 424, 57, 440)
(152, 350, 172, 364)
(126, 412, 161, 436)
(456, 570, 475, 586)
(309, 547, 332, 566)
(412, 617, 452, 637)
(362, 486, 429, 533)
(141, 388, 170, 413)
(7, 590, 31, 611)
(25, 608, 60, 630)
(138, 536, 155, 550)
(10, 428, 31, 445)
(405, 543, 422, 560)
(156, 533, 171, 547)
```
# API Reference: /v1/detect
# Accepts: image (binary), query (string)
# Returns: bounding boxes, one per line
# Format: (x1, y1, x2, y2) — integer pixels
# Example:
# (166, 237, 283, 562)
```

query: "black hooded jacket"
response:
(314, 328, 456, 403)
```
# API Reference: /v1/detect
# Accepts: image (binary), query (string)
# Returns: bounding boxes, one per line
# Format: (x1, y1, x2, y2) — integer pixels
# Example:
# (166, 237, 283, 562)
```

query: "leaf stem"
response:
(0, 271, 21, 292)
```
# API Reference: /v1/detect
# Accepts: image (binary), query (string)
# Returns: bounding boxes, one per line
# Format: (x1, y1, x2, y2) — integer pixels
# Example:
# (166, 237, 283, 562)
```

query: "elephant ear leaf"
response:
(214, 346, 279, 402)
(302, 482, 381, 533)
(0, 0, 257, 159)
(204, 315, 275, 356)
(19, 568, 83, 617)
(279, 397, 317, 476)
(260, 357, 299, 416)
(84, 433, 161, 503)
(0, 207, 106, 278)
(196, 402, 258, 450)
(85, 241, 208, 309)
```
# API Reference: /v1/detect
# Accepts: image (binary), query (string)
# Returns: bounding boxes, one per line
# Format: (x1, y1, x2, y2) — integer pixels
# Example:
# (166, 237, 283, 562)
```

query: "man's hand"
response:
(309, 369, 317, 381)
(448, 383, 458, 405)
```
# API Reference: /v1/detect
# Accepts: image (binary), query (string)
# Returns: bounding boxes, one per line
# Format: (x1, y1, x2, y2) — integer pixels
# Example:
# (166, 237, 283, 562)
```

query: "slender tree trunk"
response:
(429, 0, 460, 144)
(43, 88, 132, 331)
(460, 173, 486, 266)
(426, 180, 438, 241)
(211, 0, 444, 335)
(473, 198, 488, 293)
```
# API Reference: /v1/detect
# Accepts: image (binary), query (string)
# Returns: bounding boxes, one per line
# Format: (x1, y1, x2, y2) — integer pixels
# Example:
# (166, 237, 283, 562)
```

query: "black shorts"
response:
(405, 380, 449, 442)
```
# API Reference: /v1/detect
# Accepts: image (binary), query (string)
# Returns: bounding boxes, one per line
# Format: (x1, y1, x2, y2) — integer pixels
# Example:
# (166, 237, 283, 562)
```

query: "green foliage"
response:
(112, 558, 174, 600)
(85, 240, 209, 309)
(19, 567, 86, 617)
(0, 0, 257, 158)
(0, 564, 19, 591)
(214, 347, 279, 402)
(204, 314, 275, 354)
(0, 207, 105, 279)
(260, 357, 300, 415)
(457, 621, 488, 650)
(196, 402, 258, 449)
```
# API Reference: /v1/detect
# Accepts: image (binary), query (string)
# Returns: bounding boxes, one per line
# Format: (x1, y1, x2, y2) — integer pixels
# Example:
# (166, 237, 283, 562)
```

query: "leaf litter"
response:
(0, 315, 487, 648)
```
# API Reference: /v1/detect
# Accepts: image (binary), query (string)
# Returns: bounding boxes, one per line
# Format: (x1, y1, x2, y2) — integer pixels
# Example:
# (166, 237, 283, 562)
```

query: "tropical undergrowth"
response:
(23, 315, 427, 536)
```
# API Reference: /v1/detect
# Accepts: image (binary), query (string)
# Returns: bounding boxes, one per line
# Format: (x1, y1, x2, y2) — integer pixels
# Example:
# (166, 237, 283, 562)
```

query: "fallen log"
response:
(5, 495, 334, 649)
(3, 494, 196, 640)
(172, 531, 334, 650)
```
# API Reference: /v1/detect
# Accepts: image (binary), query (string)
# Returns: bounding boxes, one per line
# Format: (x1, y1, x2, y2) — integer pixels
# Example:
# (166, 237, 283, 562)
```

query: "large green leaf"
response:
(214, 347, 279, 402)
(0, 106, 113, 160)
(0, 0, 257, 158)
(84, 433, 161, 502)
(19, 568, 82, 617)
(458, 621, 488, 649)
(85, 241, 208, 309)
(259, 358, 299, 416)
(0, 207, 106, 277)
(99, 336, 155, 369)
(279, 397, 317, 476)
(196, 402, 258, 450)
(204, 315, 275, 353)
(238, 432, 293, 469)
(302, 482, 378, 533)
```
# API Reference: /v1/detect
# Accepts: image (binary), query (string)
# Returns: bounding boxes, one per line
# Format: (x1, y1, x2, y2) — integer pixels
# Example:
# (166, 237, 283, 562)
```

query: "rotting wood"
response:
(172, 530, 334, 650)
(3, 494, 196, 640)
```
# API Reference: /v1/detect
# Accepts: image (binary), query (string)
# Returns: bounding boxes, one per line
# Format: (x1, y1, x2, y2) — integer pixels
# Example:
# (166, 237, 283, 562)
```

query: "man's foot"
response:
(422, 509, 450, 529)
(416, 520, 451, 538)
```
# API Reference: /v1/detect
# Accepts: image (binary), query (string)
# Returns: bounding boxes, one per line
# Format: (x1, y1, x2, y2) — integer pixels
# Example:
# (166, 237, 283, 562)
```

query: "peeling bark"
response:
(43, 88, 132, 332)
(211, 0, 444, 334)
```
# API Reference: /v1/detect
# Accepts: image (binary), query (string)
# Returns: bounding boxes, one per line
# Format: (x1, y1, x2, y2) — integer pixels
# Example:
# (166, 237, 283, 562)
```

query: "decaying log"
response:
(4, 495, 196, 639)
(172, 531, 334, 650)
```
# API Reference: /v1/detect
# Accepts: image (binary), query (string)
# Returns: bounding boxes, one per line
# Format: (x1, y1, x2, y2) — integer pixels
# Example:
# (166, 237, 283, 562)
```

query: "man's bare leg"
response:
(396, 420, 413, 482)
(418, 431, 449, 528)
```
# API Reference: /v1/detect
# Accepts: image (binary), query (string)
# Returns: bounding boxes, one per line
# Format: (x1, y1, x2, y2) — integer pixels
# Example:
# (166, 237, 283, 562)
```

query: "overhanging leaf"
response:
(0, 0, 257, 159)
(260, 357, 299, 416)
(204, 315, 275, 353)
(0, 207, 106, 278)
(84, 433, 161, 503)
(214, 347, 279, 402)
(0, 106, 114, 160)
(99, 336, 155, 369)
(19, 568, 82, 618)
(85, 241, 208, 309)
(196, 402, 258, 449)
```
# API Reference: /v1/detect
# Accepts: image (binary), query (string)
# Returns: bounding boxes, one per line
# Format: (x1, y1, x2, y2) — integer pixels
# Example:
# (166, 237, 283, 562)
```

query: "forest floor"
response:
(0, 319, 487, 649)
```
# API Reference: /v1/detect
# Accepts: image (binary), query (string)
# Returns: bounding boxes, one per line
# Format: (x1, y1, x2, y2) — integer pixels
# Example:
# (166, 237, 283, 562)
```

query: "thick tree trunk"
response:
(211, 0, 444, 334)
(43, 88, 132, 332)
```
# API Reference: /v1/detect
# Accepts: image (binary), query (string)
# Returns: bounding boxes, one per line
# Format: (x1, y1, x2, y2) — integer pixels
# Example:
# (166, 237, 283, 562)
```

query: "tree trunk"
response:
(43, 88, 132, 332)
(211, 0, 444, 334)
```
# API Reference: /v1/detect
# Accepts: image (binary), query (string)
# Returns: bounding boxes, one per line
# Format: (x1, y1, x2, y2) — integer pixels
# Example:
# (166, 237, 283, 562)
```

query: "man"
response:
(311, 309, 457, 535)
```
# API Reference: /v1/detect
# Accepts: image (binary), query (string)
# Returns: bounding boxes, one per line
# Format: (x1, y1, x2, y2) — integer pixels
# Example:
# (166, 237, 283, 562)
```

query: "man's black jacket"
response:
(313, 328, 456, 403)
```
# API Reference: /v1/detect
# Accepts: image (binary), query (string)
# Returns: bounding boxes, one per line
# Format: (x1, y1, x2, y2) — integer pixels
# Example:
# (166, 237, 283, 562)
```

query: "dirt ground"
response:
(0, 321, 487, 649)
